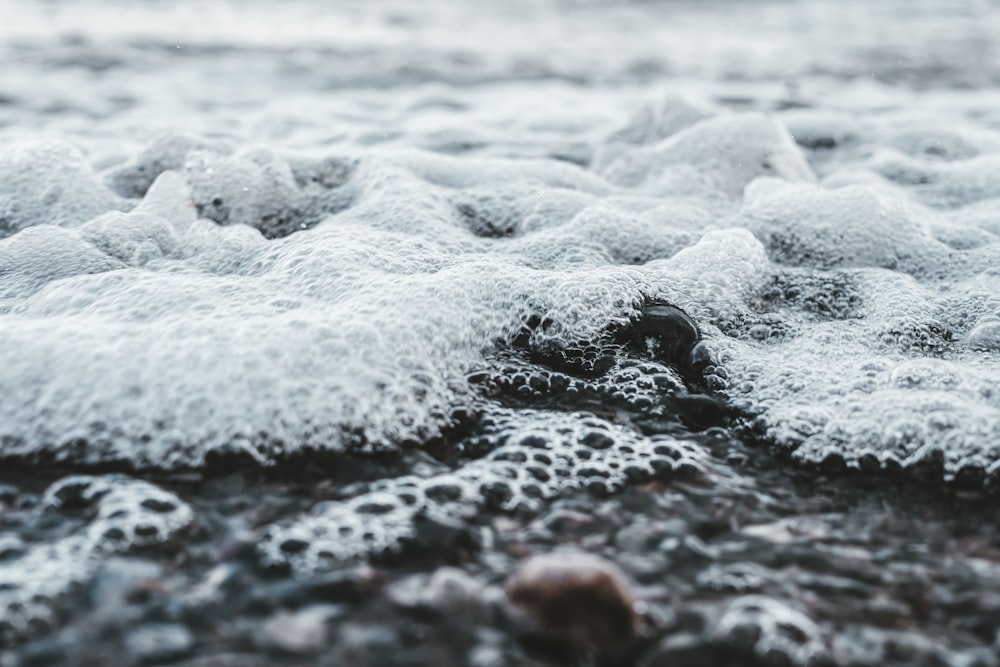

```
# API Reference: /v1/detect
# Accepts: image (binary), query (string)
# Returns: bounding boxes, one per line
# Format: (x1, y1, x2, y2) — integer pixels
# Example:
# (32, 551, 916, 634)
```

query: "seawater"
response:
(1, 0, 1000, 652)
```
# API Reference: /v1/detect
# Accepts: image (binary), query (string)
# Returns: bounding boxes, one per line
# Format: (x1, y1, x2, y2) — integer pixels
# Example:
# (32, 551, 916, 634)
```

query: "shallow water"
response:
(2, 1, 1000, 665)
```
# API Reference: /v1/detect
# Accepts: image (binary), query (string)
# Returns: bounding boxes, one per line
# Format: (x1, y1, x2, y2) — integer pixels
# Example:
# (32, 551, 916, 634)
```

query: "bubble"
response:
(713, 596, 830, 666)
(743, 182, 944, 272)
(105, 133, 235, 199)
(0, 52, 997, 491)
(597, 113, 814, 198)
(0, 140, 123, 238)
(258, 410, 707, 571)
(0, 475, 192, 645)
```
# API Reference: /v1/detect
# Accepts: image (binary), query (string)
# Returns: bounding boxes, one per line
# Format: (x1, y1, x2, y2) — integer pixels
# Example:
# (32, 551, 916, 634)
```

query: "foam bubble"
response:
(713, 596, 830, 665)
(596, 113, 815, 198)
(0, 140, 124, 237)
(872, 151, 1000, 209)
(2, 143, 683, 467)
(0, 475, 192, 644)
(259, 409, 708, 571)
(105, 133, 236, 199)
(742, 181, 946, 272)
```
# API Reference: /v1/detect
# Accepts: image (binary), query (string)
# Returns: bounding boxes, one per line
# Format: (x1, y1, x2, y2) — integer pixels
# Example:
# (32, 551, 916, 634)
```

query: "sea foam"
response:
(0, 97, 998, 486)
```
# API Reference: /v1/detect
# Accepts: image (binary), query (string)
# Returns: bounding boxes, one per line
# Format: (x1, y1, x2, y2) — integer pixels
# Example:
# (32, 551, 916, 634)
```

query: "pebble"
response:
(626, 302, 701, 366)
(503, 552, 638, 649)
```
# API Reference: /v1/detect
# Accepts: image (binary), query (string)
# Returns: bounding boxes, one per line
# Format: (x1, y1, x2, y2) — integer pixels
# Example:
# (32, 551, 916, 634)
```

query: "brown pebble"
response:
(504, 552, 638, 648)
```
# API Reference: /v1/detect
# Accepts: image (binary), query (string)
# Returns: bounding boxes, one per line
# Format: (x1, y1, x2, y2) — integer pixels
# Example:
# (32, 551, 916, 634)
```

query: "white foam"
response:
(742, 181, 946, 272)
(597, 113, 815, 198)
(0, 1, 998, 484)
(260, 409, 709, 570)
(0, 475, 192, 643)
(0, 140, 124, 237)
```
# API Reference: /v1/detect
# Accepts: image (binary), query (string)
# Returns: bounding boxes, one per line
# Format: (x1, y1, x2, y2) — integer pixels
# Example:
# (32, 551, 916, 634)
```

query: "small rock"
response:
(0, 483, 18, 505)
(421, 566, 484, 612)
(92, 558, 165, 616)
(504, 552, 638, 649)
(627, 302, 700, 365)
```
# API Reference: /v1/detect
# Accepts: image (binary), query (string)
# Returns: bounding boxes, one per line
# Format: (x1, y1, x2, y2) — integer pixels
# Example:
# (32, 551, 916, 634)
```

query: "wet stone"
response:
(625, 302, 701, 366)
(243, 567, 378, 616)
(504, 553, 638, 650)
(666, 393, 733, 431)
(0, 484, 19, 505)
(328, 624, 400, 665)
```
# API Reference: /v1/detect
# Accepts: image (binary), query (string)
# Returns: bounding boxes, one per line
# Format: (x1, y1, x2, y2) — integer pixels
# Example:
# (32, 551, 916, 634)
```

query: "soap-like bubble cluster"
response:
(0, 140, 125, 238)
(472, 350, 687, 414)
(259, 410, 707, 571)
(717, 169, 1000, 478)
(0, 475, 192, 645)
(0, 141, 674, 467)
(713, 595, 831, 666)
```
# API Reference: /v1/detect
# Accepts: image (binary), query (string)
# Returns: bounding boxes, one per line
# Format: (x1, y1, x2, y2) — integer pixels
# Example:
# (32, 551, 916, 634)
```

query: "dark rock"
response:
(328, 623, 401, 665)
(625, 302, 701, 365)
(387, 567, 484, 619)
(246, 567, 380, 614)
(685, 341, 717, 376)
(0, 483, 19, 505)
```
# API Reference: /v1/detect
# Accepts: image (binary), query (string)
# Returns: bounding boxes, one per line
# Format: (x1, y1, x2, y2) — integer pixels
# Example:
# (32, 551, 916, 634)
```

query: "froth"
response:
(0, 475, 192, 644)
(0, 80, 998, 488)
(259, 409, 709, 570)
(0, 140, 124, 237)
